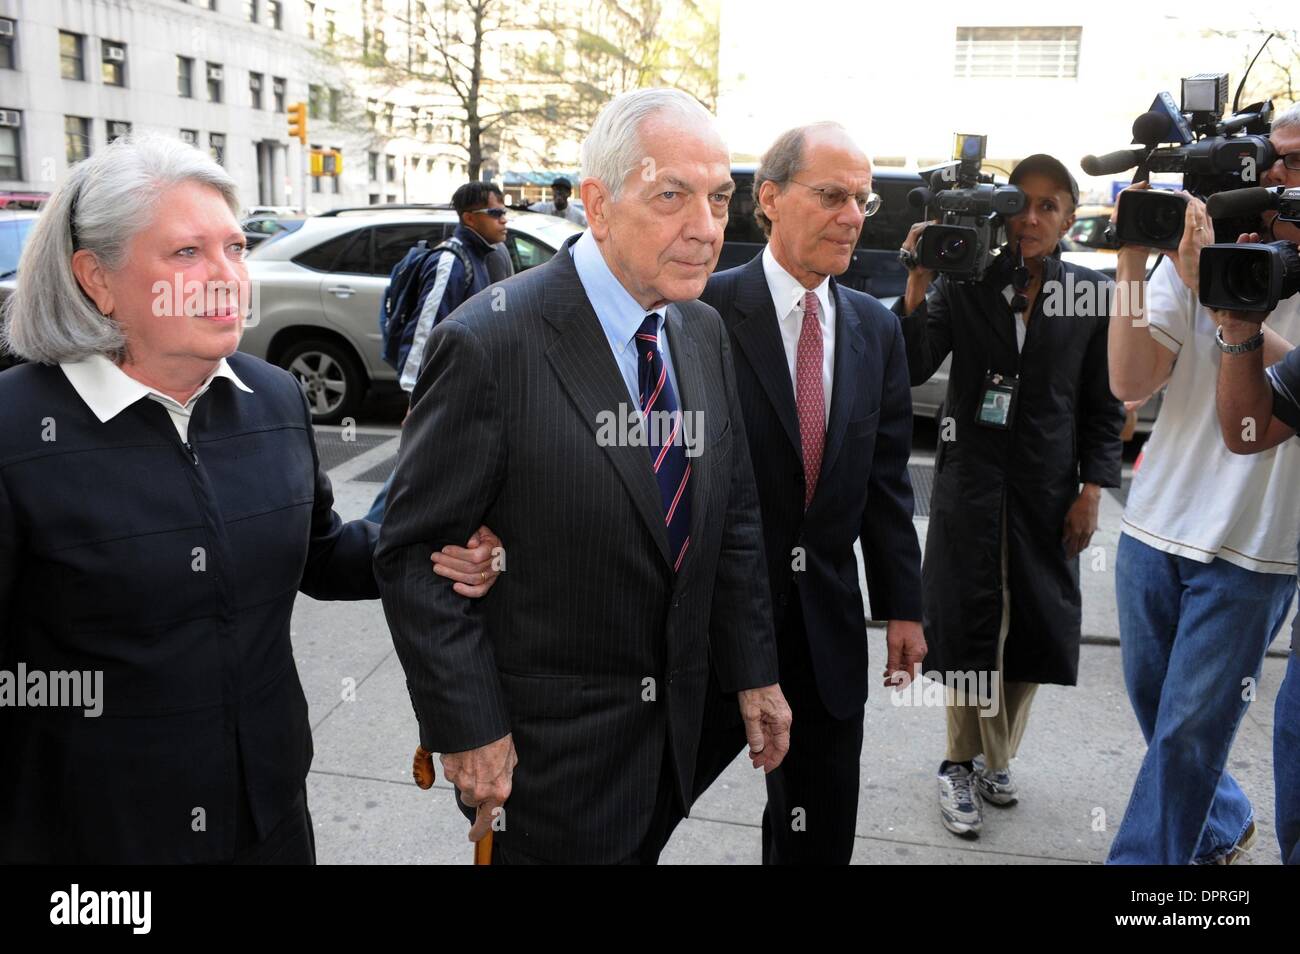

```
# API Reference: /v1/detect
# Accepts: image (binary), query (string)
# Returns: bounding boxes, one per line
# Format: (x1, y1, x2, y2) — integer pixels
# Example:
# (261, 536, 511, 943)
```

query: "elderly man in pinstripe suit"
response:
(376, 88, 791, 865)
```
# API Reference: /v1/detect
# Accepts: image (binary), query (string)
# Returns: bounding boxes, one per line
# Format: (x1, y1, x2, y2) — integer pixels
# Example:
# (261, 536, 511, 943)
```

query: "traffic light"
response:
(309, 149, 343, 177)
(287, 102, 307, 145)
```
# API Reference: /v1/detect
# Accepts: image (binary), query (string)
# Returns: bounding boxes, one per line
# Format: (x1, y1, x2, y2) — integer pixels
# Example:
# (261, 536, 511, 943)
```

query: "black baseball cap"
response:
(1009, 154, 1079, 206)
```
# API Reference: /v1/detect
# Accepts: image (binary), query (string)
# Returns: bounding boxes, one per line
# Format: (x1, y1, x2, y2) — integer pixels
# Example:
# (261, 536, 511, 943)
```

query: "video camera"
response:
(907, 134, 1025, 281)
(1083, 72, 1274, 251)
(1199, 186, 1300, 314)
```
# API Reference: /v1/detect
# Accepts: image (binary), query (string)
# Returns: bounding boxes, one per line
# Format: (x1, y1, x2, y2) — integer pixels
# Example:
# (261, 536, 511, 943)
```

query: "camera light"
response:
(1181, 73, 1228, 115)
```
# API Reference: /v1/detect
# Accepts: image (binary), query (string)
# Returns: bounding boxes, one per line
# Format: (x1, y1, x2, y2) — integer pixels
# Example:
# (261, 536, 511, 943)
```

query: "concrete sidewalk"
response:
(294, 427, 1289, 864)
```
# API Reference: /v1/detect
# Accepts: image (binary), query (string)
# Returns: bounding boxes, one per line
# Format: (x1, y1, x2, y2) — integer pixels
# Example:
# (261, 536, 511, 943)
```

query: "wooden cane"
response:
(413, 746, 493, 865)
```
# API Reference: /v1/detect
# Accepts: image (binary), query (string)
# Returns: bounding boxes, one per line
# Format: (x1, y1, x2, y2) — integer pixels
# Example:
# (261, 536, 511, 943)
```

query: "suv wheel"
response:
(280, 338, 365, 425)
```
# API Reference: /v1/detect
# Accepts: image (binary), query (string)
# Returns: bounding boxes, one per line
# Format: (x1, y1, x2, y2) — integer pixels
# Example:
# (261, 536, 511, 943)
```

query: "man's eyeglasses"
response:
(788, 179, 882, 216)
(472, 207, 508, 219)
(1275, 152, 1300, 172)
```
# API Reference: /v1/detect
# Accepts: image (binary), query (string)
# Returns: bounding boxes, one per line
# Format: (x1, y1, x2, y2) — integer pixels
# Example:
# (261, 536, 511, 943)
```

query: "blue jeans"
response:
(364, 471, 392, 524)
(1108, 533, 1294, 864)
(1277, 650, 1300, 865)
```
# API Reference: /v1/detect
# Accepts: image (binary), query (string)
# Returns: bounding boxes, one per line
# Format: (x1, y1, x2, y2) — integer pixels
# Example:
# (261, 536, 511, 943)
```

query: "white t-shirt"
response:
(1121, 256, 1300, 575)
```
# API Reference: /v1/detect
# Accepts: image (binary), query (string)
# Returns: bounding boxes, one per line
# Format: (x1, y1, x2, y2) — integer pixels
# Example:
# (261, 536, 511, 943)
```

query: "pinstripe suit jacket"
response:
(375, 234, 778, 863)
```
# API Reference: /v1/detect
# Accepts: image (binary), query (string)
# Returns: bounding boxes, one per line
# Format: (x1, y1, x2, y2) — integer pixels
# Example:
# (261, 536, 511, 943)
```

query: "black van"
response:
(717, 165, 925, 302)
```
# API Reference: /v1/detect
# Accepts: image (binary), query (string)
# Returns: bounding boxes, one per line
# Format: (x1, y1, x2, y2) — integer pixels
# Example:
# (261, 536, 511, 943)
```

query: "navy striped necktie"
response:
(636, 314, 691, 573)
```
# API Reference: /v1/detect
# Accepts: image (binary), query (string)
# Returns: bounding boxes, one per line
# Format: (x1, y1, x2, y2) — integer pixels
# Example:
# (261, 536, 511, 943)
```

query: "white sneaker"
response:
(937, 762, 983, 837)
(973, 755, 1018, 807)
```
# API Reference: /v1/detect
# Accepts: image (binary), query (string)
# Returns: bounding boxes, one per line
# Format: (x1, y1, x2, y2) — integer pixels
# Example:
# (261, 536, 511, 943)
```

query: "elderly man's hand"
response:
(441, 733, 518, 842)
(883, 619, 926, 689)
(737, 684, 792, 773)
(431, 525, 503, 597)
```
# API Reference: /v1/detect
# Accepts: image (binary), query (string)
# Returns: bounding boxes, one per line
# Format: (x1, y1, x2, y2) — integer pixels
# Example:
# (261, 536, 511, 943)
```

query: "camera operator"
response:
(895, 154, 1124, 838)
(1106, 103, 1300, 865)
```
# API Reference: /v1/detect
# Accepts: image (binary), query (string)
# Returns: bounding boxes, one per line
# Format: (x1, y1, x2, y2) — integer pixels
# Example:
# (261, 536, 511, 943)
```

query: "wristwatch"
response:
(1215, 324, 1265, 354)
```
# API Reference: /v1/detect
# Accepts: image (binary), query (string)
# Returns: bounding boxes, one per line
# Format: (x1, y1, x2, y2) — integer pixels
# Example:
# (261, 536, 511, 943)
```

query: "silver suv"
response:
(241, 206, 583, 423)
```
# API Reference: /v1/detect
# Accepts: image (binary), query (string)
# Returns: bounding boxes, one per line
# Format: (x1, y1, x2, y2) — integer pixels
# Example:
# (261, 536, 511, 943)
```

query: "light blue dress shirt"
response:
(570, 230, 680, 408)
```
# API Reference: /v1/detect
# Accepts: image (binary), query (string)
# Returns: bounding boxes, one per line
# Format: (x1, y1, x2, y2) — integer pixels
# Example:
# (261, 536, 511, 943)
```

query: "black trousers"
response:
(230, 785, 316, 865)
(689, 589, 866, 864)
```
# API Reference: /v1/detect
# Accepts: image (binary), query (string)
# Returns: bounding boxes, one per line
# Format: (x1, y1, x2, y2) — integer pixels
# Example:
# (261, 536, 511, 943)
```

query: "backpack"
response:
(379, 237, 475, 371)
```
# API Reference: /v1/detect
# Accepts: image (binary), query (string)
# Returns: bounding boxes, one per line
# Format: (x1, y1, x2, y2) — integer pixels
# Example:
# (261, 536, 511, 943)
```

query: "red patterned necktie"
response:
(796, 291, 825, 510)
(636, 314, 691, 572)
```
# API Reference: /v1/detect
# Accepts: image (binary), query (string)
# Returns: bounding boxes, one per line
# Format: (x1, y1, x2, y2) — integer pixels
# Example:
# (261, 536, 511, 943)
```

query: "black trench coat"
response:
(893, 253, 1123, 686)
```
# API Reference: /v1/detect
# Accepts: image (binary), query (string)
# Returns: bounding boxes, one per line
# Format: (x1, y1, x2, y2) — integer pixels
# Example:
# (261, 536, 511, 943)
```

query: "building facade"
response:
(0, 0, 483, 212)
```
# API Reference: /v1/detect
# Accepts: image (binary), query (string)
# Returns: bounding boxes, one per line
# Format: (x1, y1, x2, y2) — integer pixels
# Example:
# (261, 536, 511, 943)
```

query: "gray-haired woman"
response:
(0, 134, 497, 864)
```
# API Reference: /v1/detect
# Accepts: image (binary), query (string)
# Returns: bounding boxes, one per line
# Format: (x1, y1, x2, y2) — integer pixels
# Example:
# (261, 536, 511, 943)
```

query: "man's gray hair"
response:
(753, 121, 846, 238)
(2, 132, 240, 365)
(1273, 101, 1300, 134)
(581, 87, 719, 201)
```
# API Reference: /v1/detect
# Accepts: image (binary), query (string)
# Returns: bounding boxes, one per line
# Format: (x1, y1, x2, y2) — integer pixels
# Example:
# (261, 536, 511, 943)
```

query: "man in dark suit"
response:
(375, 88, 792, 865)
(687, 122, 925, 864)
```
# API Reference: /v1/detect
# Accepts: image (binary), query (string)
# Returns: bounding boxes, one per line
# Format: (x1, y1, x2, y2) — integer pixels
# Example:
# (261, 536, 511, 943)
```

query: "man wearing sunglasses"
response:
(895, 154, 1124, 840)
(366, 181, 514, 525)
(397, 181, 509, 393)
(680, 122, 925, 863)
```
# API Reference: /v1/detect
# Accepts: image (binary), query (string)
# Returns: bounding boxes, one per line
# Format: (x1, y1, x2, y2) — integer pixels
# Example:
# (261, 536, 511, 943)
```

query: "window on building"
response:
(305, 1, 316, 39)
(324, 8, 336, 43)
(329, 88, 341, 123)
(0, 19, 17, 70)
(272, 76, 286, 113)
(207, 62, 223, 102)
(244, 0, 258, 23)
(385, 154, 396, 181)
(64, 115, 91, 164)
(210, 132, 225, 166)
(366, 98, 378, 129)
(368, 151, 378, 180)
(59, 31, 84, 81)
(177, 56, 194, 97)
(953, 26, 1082, 80)
(308, 84, 322, 119)
(267, 0, 282, 28)
(368, 193, 379, 205)
(0, 114, 22, 179)
(179, 129, 198, 146)
(101, 40, 127, 86)
(106, 120, 131, 144)
(250, 71, 264, 109)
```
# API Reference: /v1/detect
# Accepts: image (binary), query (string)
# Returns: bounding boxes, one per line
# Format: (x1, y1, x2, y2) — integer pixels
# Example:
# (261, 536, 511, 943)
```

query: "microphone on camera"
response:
(1132, 110, 1170, 147)
(1206, 186, 1282, 220)
(1081, 148, 1148, 177)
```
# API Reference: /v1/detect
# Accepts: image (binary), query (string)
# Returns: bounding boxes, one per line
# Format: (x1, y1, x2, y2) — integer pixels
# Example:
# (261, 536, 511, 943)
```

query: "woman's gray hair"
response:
(581, 87, 719, 200)
(753, 121, 845, 237)
(1, 132, 240, 365)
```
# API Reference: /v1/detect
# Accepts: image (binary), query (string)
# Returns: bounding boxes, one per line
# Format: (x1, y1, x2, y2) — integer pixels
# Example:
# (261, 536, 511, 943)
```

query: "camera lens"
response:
(1223, 253, 1270, 306)
(1137, 199, 1183, 245)
(939, 235, 968, 263)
